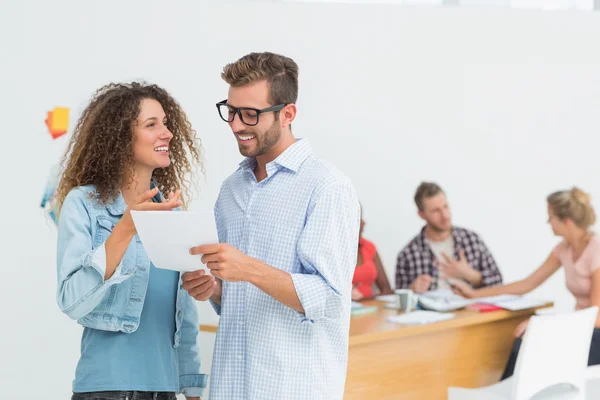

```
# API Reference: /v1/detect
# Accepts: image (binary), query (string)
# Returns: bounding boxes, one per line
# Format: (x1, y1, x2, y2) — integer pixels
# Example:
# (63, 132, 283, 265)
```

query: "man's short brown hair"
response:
(414, 182, 444, 211)
(221, 52, 299, 107)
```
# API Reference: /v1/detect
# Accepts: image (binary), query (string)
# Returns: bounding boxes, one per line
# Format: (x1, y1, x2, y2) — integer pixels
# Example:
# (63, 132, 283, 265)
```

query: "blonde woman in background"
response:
(452, 187, 600, 380)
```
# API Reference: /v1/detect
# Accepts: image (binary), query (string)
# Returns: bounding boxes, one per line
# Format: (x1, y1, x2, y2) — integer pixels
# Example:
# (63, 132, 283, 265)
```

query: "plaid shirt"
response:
(395, 226, 503, 290)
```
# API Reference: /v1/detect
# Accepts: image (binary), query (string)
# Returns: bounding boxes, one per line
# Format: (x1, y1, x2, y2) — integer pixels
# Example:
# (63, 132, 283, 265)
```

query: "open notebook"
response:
(418, 290, 475, 312)
(416, 290, 547, 313)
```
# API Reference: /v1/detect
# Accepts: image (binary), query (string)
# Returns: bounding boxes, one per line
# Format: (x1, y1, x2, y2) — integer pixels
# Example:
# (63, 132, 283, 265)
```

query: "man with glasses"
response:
(182, 52, 361, 400)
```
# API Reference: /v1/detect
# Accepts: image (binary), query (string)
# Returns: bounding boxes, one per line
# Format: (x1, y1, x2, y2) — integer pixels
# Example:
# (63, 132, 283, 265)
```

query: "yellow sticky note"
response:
(46, 107, 69, 139)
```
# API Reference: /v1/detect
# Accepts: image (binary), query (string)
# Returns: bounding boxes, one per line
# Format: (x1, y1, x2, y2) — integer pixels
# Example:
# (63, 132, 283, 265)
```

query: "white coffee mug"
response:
(395, 288, 418, 312)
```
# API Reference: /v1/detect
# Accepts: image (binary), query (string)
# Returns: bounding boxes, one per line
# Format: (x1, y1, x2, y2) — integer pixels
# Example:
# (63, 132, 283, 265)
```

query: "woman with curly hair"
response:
(54, 82, 214, 400)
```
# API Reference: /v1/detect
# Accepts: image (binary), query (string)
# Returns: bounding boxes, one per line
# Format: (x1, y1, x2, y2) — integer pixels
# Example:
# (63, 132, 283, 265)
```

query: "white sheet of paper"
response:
(375, 294, 397, 303)
(492, 297, 548, 311)
(477, 294, 521, 304)
(421, 289, 466, 302)
(418, 296, 474, 312)
(477, 294, 547, 310)
(130, 209, 219, 272)
(387, 311, 455, 325)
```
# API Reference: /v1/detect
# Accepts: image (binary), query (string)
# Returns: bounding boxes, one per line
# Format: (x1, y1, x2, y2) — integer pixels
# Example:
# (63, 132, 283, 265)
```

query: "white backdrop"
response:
(3, 0, 600, 398)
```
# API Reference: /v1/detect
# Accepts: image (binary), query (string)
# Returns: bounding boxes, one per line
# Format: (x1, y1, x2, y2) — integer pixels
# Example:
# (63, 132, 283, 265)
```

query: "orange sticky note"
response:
(46, 107, 69, 139)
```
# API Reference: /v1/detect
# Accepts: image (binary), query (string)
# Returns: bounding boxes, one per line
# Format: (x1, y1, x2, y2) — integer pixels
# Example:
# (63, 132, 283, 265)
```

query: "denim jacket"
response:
(55, 185, 207, 397)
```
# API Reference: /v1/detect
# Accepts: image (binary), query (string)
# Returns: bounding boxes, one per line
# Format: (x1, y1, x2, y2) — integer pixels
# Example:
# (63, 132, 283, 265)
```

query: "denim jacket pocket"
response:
(94, 216, 117, 247)
(95, 216, 136, 272)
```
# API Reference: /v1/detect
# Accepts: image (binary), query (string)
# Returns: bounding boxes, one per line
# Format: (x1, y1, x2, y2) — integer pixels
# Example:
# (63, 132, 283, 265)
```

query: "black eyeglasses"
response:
(216, 100, 287, 126)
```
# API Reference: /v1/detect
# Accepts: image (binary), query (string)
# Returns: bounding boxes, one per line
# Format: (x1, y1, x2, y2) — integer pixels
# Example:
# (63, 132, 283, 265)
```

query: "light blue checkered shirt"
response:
(209, 139, 361, 400)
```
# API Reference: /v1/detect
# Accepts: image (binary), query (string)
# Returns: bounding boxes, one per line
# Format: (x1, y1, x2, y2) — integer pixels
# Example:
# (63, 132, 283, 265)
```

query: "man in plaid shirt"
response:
(396, 182, 503, 293)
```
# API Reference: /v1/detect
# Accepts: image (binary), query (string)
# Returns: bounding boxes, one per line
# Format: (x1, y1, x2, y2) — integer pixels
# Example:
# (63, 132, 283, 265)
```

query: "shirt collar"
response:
(106, 194, 127, 216)
(238, 138, 312, 173)
(419, 226, 461, 251)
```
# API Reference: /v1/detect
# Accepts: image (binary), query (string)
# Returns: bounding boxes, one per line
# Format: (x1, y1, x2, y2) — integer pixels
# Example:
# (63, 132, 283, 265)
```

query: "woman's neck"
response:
(121, 169, 153, 207)
(566, 229, 592, 254)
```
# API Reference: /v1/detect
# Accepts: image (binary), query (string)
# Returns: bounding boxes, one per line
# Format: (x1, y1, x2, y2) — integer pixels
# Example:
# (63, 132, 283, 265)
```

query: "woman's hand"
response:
(450, 279, 476, 299)
(118, 187, 182, 235)
(182, 270, 220, 302)
(351, 286, 364, 301)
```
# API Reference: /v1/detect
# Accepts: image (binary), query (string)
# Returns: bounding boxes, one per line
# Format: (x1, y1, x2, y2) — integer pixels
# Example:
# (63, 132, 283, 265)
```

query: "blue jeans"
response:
(501, 327, 600, 380)
(71, 392, 177, 400)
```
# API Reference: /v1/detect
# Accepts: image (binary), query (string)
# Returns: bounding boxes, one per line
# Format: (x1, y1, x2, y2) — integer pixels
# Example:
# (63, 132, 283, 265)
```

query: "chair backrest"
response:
(511, 306, 598, 400)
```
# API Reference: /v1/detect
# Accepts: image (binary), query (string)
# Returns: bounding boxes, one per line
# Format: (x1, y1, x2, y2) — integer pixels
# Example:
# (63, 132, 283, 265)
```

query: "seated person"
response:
(452, 187, 600, 380)
(396, 182, 503, 293)
(352, 208, 393, 300)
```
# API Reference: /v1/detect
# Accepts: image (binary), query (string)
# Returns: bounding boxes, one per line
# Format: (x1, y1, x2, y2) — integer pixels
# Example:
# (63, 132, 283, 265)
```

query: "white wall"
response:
(3, 0, 600, 398)
(286, 0, 597, 11)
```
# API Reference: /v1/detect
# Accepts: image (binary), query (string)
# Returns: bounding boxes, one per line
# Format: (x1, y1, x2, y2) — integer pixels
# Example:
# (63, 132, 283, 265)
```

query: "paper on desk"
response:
(418, 296, 474, 312)
(476, 294, 547, 310)
(421, 289, 466, 302)
(375, 294, 397, 303)
(421, 290, 546, 311)
(130, 209, 219, 272)
(477, 294, 521, 304)
(387, 310, 455, 325)
(491, 297, 547, 311)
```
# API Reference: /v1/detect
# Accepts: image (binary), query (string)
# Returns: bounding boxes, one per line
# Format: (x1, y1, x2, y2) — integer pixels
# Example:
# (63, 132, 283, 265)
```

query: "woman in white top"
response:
(452, 187, 600, 379)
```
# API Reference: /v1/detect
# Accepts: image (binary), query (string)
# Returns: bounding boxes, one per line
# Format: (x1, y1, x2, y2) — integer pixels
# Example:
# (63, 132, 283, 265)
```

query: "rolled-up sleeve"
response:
(292, 181, 360, 323)
(56, 190, 134, 320)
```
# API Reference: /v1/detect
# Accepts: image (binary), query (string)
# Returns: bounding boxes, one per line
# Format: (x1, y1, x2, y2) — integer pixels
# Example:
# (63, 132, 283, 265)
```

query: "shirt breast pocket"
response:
(94, 216, 118, 248)
(260, 221, 302, 272)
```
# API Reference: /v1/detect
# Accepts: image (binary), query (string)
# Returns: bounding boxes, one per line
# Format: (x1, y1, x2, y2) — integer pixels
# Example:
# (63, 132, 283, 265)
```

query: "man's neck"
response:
(254, 134, 296, 181)
(424, 225, 452, 243)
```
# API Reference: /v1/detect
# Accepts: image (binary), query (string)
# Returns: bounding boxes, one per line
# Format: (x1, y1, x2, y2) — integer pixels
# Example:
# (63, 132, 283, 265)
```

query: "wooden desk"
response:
(346, 300, 551, 400)
(199, 301, 551, 399)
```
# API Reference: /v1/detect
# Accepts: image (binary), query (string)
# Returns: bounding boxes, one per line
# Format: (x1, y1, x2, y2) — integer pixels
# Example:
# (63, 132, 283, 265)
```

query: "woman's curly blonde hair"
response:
(55, 82, 202, 211)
